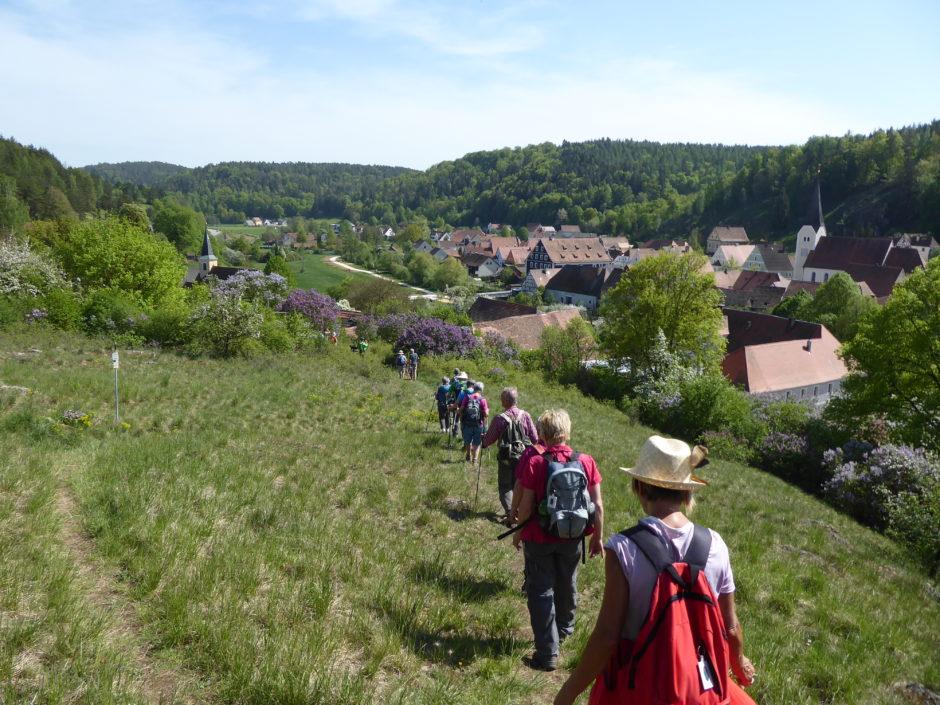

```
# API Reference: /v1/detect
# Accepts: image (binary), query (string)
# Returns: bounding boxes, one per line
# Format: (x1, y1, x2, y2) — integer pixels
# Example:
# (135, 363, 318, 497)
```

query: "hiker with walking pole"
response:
(395, 350, 407, 379)
(458, 381, 488, 464)
(434, 377, 451, 433)
(482, 386, 538, 523)
(552, 435, 757, 705)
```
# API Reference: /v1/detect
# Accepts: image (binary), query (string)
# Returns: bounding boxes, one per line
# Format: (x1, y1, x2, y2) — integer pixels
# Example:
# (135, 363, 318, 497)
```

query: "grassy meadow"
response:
(287, 254, 373, 292)
(0, 327, 938, 704)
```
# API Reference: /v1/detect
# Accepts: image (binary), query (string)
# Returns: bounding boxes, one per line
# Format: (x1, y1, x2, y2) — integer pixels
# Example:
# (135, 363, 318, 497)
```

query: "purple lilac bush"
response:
(475, 331, 519, 362)
(823, 443, 940, 529)
(394, 317, 479, 358)
(758, 432, 811, 480)
(277, 289, 340, 330)
(213, 270, 288, 306)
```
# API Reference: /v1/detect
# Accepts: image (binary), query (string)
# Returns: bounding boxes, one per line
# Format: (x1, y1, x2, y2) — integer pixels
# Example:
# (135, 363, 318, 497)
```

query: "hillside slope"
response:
(0, 328, 938, 704)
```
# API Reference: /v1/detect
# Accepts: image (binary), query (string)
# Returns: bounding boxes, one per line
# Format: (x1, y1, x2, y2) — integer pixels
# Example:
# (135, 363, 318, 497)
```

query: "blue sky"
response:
(1, 0, 937, 170)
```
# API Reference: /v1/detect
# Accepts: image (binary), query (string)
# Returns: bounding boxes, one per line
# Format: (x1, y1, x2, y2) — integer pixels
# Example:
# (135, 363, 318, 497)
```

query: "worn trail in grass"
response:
(1, 328, 938, 704)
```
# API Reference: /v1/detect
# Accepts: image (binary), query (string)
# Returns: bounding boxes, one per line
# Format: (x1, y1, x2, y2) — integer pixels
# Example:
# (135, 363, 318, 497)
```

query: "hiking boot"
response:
(522, 654, 557, 672)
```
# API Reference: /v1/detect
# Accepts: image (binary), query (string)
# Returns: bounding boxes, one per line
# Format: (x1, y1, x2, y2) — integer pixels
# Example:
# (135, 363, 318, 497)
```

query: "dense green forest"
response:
(3, 122, 939, 241)
(83, 161, 189, 187)
(0, 137, 154, 228)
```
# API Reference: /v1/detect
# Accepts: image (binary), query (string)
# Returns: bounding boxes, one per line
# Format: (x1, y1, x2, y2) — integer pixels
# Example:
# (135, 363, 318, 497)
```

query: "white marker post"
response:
(111, 348, 120, 424)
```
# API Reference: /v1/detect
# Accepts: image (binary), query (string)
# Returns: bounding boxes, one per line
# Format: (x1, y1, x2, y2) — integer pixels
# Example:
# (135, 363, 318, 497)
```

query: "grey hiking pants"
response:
(497, 459, 515, 515)
(523, 539, 582, 663)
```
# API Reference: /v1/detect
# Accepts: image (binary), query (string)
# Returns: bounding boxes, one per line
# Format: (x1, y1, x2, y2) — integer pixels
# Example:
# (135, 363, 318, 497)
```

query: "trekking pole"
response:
(473, 446, 487, 510)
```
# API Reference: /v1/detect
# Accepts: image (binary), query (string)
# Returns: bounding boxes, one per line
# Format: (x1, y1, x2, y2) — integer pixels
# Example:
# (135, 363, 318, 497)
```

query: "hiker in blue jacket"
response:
(435, 377, 451, 432)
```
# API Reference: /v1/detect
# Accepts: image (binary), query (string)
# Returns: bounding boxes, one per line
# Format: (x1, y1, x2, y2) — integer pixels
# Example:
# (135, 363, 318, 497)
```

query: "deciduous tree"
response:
(601, 251, 724, 370)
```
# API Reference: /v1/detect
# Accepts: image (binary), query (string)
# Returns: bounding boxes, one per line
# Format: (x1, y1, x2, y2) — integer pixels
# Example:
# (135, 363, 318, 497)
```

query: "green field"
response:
(1, 328, 938, 704)
(289, 254, 374, 292)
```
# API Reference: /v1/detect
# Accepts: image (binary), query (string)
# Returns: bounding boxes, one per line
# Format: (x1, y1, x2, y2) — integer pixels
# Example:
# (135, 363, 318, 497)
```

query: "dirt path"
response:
(325, 256, 439, 300)
(54, 473, 205, 705)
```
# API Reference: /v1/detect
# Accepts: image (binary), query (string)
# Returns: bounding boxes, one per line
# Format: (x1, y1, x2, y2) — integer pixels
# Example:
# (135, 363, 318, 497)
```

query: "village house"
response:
(460, 252, 501, 278)
(521, 268, 558, 294)
(721, 309, 848, 408)
(798, 235, 923, 299)
(543, 265, 623, 311)
(525, 237, 612, 272)
(706, 226, 750, 255)
(711, 244, 756, 269)
(717, 270, 790, 312)
(474, 308, 584, 351)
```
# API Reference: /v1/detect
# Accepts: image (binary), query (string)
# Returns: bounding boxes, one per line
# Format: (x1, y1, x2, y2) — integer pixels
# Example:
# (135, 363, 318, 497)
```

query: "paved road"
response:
(326, 256, 439, 300)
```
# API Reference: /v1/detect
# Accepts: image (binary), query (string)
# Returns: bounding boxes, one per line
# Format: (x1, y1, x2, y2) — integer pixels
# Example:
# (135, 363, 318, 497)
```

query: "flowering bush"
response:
(24, 308, 48, 323)
(474, 331, 519, 362)
(823, 444, 940, 530)
(277, 289, 340, 330)
(0, 238, 68, 296)
(356, 313, 422, 344)
(394, 317, 479, 358)
(188, 292, 265, 358)
(758, 432, 811, 480)
(212, 270, 288, 306)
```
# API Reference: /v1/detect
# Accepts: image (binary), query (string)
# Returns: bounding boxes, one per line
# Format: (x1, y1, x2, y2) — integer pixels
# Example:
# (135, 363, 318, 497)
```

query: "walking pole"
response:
(473, 444, 484, 510)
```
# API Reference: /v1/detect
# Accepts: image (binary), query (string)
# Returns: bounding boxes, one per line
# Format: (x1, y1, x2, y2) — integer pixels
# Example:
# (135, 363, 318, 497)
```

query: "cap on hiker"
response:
(397, 350, 404, 355)
(457, 371, 468, 380)
(474, 382, 484, 392)
(621, 436, 709, 490)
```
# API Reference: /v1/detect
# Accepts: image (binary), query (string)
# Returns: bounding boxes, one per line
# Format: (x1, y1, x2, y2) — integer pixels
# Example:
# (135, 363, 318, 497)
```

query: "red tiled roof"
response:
(804, 236, 893, 270)
(709, 226, 749, 243)
(722, 327, 847, 394)
(730, 271, 788, 292)
(884, 247, 925, 273)
(475, 309, 583, 350)
(533, 238, 612, 265)
(841, 262, 904, 299)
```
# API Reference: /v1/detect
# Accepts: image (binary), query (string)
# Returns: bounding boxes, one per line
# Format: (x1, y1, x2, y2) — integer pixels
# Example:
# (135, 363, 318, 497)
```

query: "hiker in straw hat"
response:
(554, 435, 757, 705)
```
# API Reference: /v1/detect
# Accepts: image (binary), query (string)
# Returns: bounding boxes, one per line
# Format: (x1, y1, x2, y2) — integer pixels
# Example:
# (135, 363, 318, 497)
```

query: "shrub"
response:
(823, 444, 940, 530)
(394, 318, 479, 358)
(41, 287, 83, 330)
(138, 304, 194, 346)
(187, 293, 264, 358)
(212, 269, 288, 306)
(474, 331, 518, 363)
(699, 430, 753, 464)
(81, 288, 144, 335)
(277, 289, 340, 330)
(260, 314, 299, 354)
(885, 483, 940, 575)
(758, 432, 811, 480)
(0, 237, 68, 296)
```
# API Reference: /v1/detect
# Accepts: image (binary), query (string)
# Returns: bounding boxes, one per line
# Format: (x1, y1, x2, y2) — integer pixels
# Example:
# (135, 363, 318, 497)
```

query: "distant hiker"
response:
(435, 377, 451, 432)
(459, 381, 488, 463)
(553, 435, 756, 705)
(357, 339, 368, 355)
(482, 387, 538, 520)
(331, 330, 338, 344)
(515, 409, 604, 672)
(447, 371, 468, 437)
(395, 350, 407, 379)
(408, 348, 419, 381)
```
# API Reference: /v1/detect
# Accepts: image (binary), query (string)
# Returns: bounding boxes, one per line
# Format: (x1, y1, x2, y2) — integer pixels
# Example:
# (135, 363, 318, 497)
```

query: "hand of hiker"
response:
(589, 534, 604, 558)
(512, 532, 522, 551)
(733, 655, 756, 687)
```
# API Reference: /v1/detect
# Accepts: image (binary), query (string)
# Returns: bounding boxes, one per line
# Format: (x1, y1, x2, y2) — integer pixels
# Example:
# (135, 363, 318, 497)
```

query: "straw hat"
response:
(457, 371, 469, 380)
(621, 436, 710, 490)
(397, 350, 404, 355)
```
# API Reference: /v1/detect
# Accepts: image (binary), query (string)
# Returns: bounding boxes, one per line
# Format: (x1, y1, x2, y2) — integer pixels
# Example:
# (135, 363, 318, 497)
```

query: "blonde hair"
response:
(631, 478, 696, 514)
(538, 409, 571, 446)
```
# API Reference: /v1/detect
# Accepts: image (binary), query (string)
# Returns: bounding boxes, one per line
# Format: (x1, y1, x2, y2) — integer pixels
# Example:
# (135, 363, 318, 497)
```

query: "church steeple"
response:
(794, 177, 827, 281)
(198, 229, 217, 273)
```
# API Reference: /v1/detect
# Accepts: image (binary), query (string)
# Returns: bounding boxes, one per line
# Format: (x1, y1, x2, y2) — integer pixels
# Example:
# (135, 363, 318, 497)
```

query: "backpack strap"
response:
(621, 522, 712, 589)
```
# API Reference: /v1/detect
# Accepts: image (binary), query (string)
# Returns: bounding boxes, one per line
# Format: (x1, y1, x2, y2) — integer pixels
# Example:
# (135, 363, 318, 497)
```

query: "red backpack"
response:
(591, 523, 731, 705)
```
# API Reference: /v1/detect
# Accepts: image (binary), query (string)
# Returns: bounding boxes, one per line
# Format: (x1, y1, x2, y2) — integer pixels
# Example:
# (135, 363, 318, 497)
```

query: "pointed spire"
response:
(804, 172, 825, 230)
(200, 228, 215, 258)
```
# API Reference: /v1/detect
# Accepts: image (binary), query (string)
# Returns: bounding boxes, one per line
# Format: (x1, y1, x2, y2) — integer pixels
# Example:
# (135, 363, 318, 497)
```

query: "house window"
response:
(800, 388, 805, 398)
(814, 386, 818, 397)
(828, 383, 832, 394)
(824, 273, 829, 282)
(786, 391, 791, 401)
(811, 272, 816, 282)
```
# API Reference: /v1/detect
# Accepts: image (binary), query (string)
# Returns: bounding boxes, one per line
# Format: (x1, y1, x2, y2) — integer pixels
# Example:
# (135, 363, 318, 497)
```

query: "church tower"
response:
(793, 179, 827, 281)
(198, 229, 218, 274)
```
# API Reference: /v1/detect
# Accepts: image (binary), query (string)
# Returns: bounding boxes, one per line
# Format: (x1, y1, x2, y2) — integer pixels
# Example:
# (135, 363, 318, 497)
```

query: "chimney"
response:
(804, 340, 813, 352)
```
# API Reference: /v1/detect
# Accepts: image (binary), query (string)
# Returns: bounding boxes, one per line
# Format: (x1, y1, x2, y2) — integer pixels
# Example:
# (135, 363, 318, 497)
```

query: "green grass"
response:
(1, 327, 938, 704)
(288, 254, 374, 292)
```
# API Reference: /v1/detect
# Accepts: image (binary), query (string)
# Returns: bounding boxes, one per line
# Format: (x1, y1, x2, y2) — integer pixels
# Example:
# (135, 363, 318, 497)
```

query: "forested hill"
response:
(0, 137, 147, 225)
(83, 161, 189, 187)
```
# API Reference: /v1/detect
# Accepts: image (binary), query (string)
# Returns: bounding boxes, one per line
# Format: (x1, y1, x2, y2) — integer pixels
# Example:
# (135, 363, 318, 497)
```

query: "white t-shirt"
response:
(605, 516, 735, 640)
